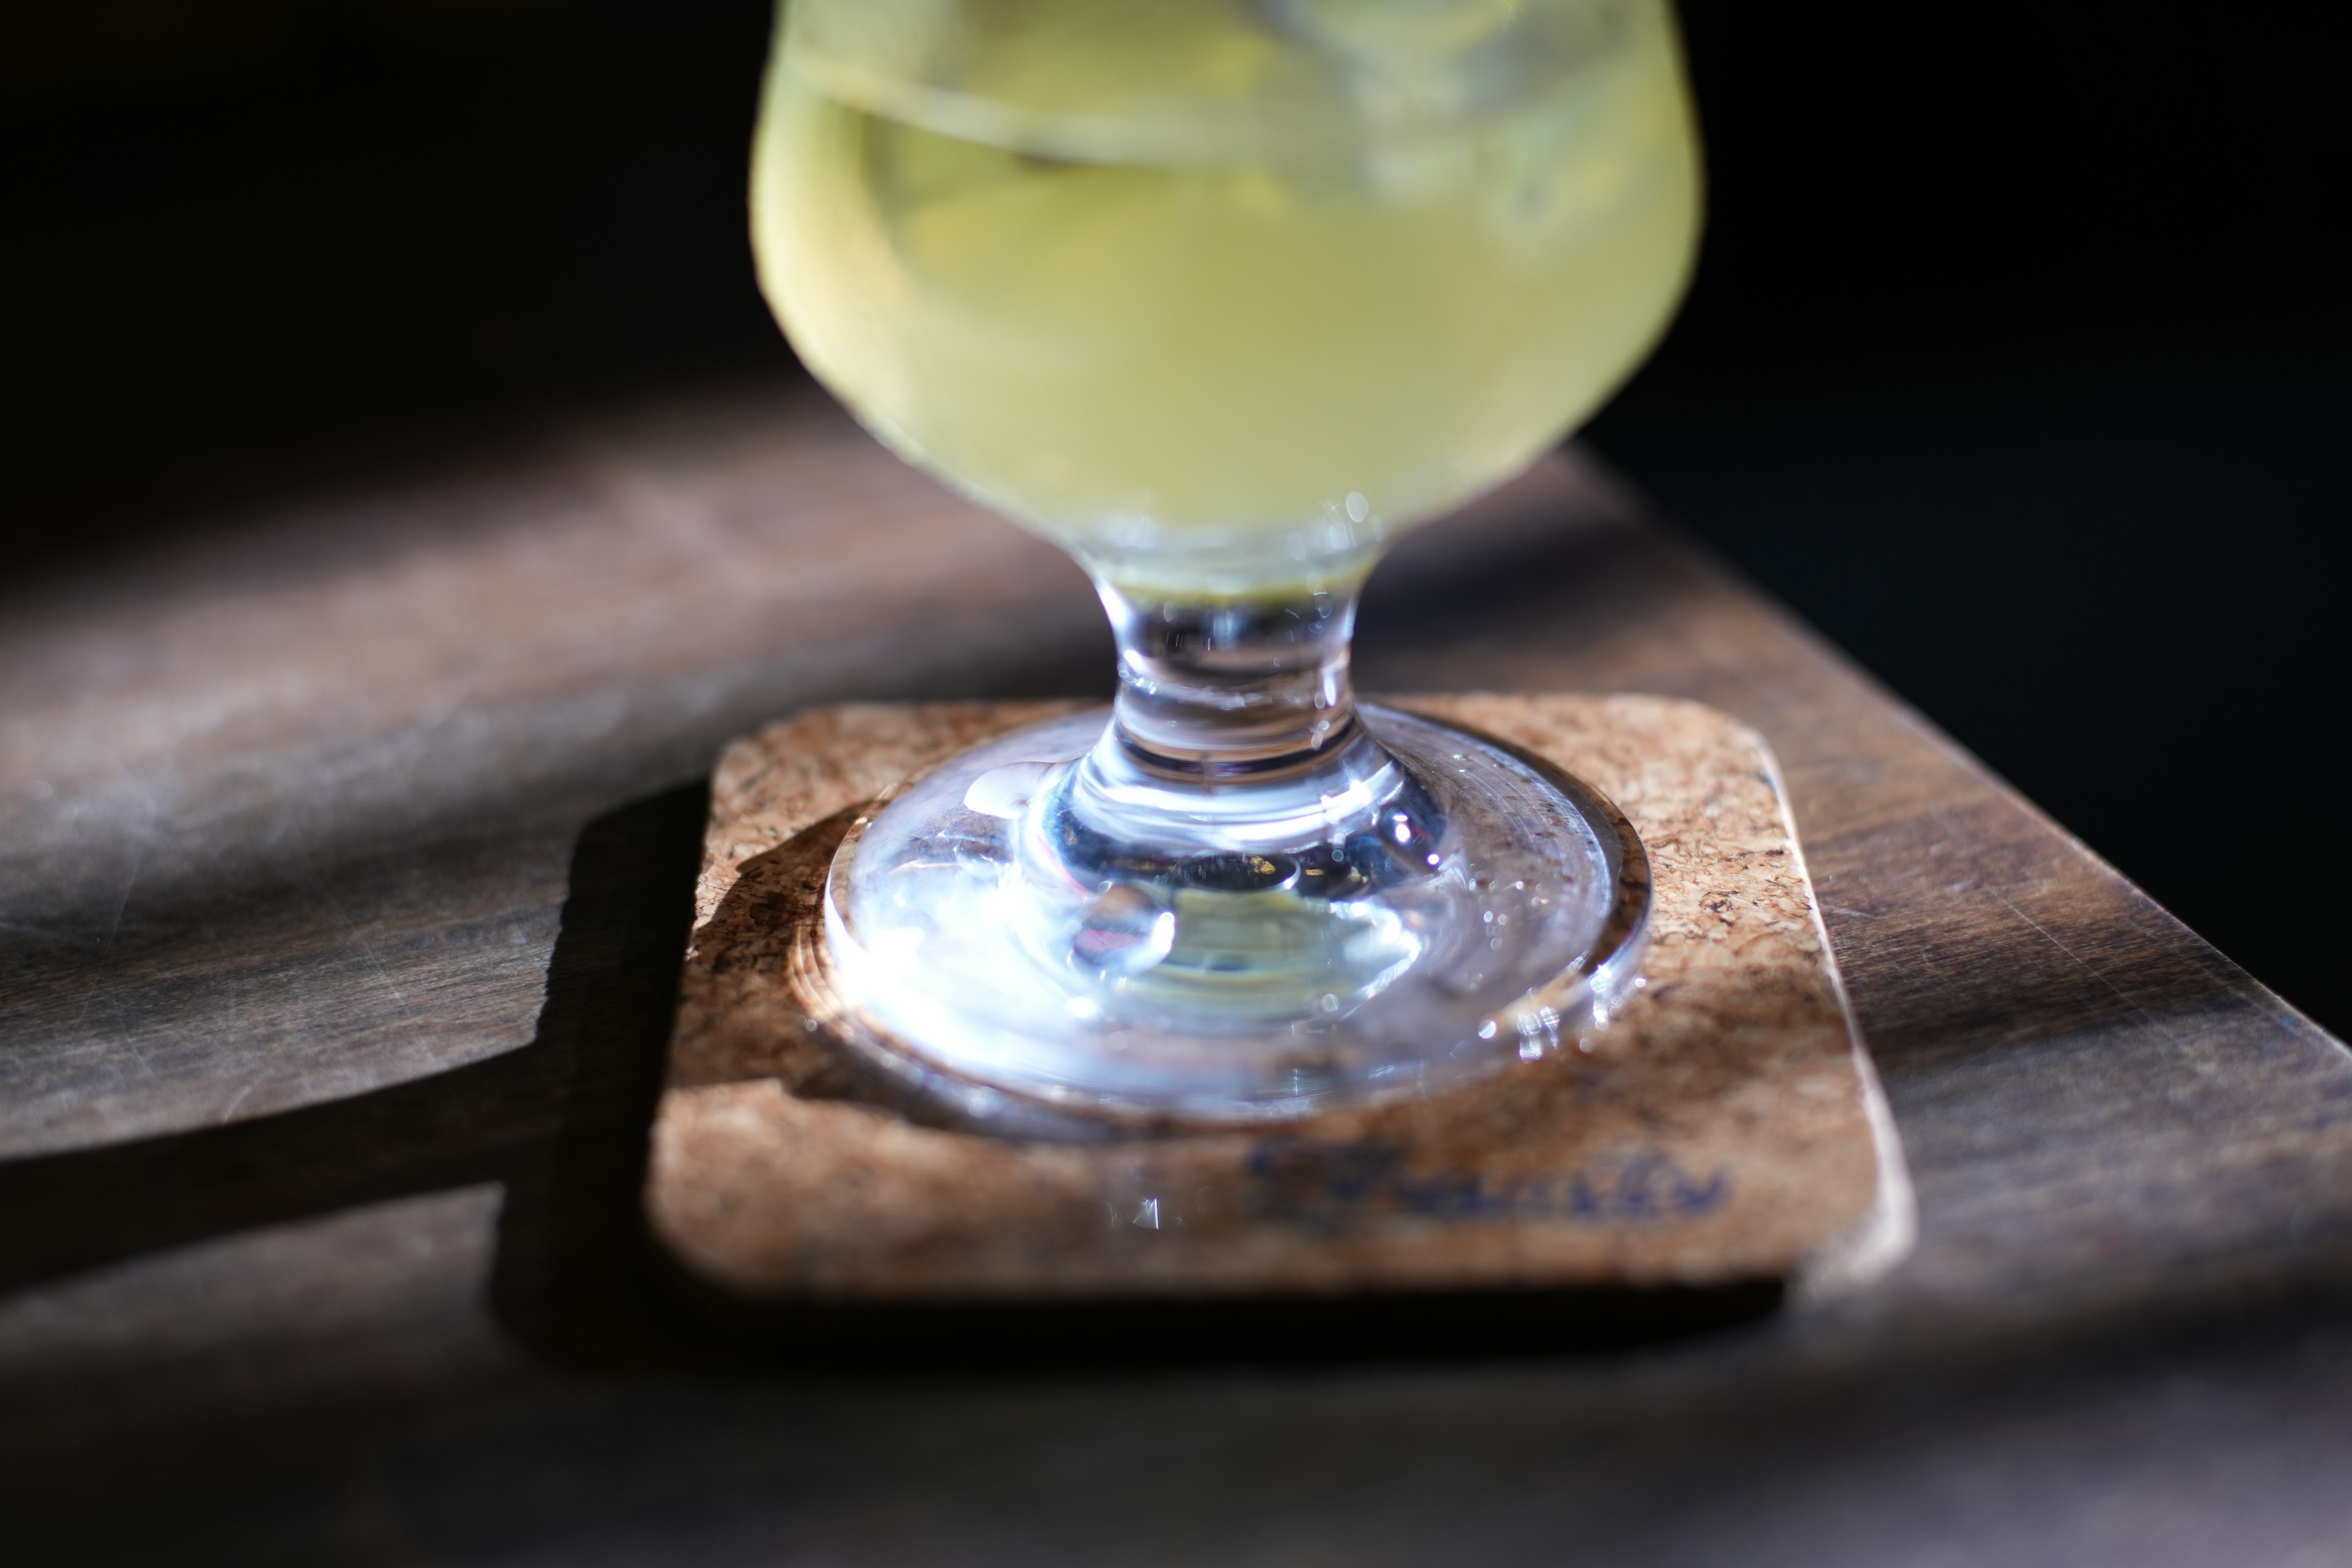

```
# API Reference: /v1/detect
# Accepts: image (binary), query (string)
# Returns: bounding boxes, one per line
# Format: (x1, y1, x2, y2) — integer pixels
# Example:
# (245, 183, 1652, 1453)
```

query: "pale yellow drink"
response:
(753, 0, 1702, 592)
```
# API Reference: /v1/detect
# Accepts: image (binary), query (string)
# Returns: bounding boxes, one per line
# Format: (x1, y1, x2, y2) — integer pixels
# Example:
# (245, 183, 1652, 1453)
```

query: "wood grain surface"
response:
(3, 383, 2349, 1565)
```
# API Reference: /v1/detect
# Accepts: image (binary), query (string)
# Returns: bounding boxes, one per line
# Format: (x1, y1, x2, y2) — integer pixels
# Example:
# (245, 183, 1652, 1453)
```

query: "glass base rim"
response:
(815, 703, 1652, 1135)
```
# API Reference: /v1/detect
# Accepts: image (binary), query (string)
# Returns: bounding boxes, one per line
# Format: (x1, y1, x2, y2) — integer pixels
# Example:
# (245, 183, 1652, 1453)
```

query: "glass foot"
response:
(821, 704, 1649, 1128)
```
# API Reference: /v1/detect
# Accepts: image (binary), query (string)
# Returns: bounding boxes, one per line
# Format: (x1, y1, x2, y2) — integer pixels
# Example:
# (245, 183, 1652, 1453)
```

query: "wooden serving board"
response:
(645, 695, 1913, 1304)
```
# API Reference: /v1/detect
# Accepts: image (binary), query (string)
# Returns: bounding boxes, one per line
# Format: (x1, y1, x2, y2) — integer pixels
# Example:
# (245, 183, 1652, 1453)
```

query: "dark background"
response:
(5, 0, 2346, 1033)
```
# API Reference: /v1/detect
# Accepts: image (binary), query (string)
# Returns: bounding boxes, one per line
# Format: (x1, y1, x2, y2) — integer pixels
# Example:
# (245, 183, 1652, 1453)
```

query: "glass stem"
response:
(1092, 576, 1371, 782)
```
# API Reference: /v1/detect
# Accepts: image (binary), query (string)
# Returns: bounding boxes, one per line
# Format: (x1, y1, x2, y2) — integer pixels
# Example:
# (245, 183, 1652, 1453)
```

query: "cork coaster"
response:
(645, 696, 1914, 1305)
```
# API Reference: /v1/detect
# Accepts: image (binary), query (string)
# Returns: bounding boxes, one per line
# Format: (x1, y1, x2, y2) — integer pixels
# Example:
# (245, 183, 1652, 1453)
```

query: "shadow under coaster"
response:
(644, 695, 1915, 1332)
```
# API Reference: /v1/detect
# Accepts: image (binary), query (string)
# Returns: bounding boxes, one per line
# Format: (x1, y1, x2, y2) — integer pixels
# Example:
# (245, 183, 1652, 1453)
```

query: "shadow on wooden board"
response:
(0, 784, 1780, 1379)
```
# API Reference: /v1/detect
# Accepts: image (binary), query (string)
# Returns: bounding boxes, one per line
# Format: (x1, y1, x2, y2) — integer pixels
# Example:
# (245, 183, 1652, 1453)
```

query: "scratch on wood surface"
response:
(1989, 887, 2161, 1035)
(309, 877, 421, 1028)
(100, 839, 148, 950)
(104, 987, 163, 1086)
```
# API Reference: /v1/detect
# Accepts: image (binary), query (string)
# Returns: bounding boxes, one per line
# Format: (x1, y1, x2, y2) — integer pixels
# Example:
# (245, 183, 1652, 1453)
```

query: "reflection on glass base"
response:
(821, 705, 1649, 1129)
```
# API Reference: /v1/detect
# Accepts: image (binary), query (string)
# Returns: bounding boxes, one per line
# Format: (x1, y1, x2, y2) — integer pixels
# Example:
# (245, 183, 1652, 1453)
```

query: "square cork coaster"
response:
(645, 696, 1914, 1306)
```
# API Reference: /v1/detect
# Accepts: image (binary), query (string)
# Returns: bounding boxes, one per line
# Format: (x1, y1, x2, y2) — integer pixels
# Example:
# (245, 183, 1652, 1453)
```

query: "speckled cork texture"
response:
(646, 695, 1915, 1303)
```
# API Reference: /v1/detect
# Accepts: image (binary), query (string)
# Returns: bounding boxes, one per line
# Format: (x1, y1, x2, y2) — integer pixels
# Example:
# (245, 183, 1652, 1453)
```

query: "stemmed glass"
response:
(751, 0, 1702, 1124)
